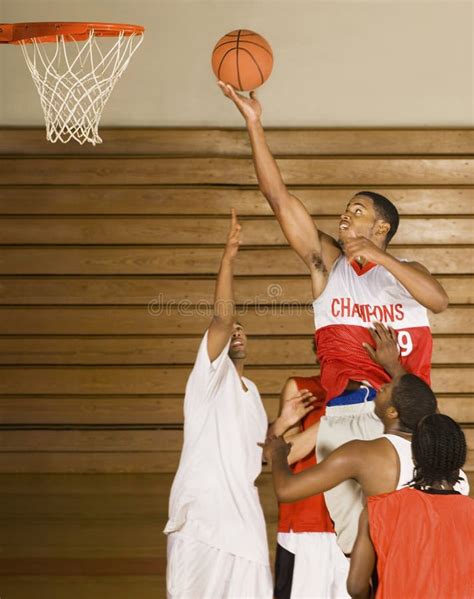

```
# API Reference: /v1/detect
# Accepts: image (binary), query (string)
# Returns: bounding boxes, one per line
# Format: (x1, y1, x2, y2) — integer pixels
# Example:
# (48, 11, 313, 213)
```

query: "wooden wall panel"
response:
(0, 187, 472, 215)
(0, 127, 472, 474)
(1, 128, 473, 155)
(0, 366, 471, 395)
(0, 275, 472, 308)
(1, 157, 473, 185)
(0, 247, 472, 278)
(0, 335, 470, 365)
(2, 306, 470, 334)
(0, 395, 471, 426)
(0, 216, 471, 245)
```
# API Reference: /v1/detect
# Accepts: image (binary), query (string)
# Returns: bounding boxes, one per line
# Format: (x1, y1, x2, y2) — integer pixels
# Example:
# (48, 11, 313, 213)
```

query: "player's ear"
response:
(386, 405, 398, 421)
(375, 220, 390, 240)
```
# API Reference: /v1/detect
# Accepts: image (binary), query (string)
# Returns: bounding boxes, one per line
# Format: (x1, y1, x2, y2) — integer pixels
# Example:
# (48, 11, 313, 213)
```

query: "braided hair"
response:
(390, 374, 437, 432)
(411, 414, 467, 487)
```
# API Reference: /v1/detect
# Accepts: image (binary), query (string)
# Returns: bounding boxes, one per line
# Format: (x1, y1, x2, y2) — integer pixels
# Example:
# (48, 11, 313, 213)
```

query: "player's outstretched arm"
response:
(218, 82, 340, 291)
(344, 236, 449, 313)
(207, 208, 241, 361)
(260, 435, 360, 502)
(347, 507, 376, 599)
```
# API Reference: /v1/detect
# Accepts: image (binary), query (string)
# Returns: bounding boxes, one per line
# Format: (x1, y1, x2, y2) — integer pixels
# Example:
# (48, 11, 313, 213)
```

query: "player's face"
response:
(338, 195, 379, 245)
(374, 379, 395, 419)
(228, 323, 247, 360)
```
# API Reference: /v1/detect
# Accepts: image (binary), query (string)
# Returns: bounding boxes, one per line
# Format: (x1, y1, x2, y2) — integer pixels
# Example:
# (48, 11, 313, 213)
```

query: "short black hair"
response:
(391, 374, 437, 432)
(355, 191, 399, 245)
(411, 414, 467, 487)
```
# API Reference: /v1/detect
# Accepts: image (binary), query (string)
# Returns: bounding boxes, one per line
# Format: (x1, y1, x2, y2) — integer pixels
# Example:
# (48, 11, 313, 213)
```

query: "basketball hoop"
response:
(0, 22, 145, 145)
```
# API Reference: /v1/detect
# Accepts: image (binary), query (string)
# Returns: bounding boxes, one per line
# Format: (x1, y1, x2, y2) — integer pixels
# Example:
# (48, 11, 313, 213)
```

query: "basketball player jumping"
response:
(218, 82, 449, 554)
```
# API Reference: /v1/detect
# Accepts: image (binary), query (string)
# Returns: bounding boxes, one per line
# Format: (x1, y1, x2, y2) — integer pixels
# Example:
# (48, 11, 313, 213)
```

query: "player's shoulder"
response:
(344, 437, 389, 459)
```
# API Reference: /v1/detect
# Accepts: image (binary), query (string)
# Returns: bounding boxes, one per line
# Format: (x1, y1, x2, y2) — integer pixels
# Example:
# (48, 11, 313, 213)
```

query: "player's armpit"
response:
(266, 191, 341, 279)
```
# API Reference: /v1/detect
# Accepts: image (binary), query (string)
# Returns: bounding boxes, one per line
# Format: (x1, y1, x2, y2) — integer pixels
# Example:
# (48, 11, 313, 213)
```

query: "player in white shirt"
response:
(165, 210, 312, 599)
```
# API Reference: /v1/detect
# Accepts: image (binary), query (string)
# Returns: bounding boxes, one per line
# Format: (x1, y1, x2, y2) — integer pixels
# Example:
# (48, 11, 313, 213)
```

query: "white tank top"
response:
(383, 434, 471, 495)
(383, 434, 414, 489)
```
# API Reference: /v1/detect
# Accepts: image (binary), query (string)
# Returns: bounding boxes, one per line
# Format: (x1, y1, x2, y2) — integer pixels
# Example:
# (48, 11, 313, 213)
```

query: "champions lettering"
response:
(331, 298, 404, 323)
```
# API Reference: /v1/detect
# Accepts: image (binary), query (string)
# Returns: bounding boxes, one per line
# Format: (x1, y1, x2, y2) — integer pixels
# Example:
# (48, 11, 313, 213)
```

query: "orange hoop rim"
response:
(0, 22, 145, 44)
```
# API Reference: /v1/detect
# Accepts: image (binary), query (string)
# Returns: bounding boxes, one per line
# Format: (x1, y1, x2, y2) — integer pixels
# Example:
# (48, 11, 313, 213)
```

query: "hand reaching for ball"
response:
(218, 82, 262, 123)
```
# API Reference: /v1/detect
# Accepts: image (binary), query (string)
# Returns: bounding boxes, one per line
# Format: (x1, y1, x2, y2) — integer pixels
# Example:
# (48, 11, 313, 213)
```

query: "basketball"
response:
(211, 29, 273, 91)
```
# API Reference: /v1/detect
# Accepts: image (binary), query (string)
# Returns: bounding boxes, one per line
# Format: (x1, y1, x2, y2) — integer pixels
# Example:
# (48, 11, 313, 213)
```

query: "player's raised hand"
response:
(218, 81, 262, 123)
(363, 321, 405, 377)
(278, 389, 319, 431)
(223, 208, 242, 261)
(344, 235, 386, 265)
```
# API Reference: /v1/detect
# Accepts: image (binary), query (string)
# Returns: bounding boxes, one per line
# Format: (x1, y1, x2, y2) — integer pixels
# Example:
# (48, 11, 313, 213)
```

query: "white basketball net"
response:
(19, 30, 144, 145)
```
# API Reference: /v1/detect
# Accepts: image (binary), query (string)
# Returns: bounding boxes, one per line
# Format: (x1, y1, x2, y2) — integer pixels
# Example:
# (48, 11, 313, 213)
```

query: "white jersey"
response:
(164, 330, 270, 566)
(384, 434, 470, 494)
(313, 256, 433, 399)
(314, 255, 431, 330)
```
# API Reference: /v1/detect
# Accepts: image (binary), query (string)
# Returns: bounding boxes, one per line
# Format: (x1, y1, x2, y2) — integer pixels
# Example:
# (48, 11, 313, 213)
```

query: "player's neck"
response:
(231, 357, 245, 377)
(384, 422, 412, 439)
(418, 479, 455, 492)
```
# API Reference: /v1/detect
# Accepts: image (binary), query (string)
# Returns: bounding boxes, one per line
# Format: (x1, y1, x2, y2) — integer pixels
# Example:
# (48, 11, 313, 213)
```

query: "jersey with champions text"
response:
(313, 256, 432, 401)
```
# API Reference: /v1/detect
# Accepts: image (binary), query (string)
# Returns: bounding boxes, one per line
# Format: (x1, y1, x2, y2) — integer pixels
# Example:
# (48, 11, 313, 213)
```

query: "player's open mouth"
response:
(339, 222, 350, 231)
(232, 341, 243, 348)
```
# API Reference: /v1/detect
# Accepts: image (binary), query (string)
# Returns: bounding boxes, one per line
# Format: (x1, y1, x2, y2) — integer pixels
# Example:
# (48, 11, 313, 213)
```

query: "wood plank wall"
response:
(0, 128, 473, 476)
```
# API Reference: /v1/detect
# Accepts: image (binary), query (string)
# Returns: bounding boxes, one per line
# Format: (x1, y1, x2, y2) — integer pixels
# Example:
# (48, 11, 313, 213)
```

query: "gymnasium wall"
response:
(0, 127, 473, 479)
(1, 0, 473, 127)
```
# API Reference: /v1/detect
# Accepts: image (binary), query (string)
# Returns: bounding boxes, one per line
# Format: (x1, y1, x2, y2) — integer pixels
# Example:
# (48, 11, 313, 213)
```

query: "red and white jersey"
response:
(313, 256, 432, 400)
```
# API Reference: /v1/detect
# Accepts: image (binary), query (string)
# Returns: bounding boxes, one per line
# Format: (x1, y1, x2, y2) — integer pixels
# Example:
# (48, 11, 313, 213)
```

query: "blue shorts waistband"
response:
(327, 385, 376, 407)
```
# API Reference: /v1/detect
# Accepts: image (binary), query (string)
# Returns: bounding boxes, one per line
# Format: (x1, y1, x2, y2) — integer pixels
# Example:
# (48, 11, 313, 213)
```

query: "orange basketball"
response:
(211, 29, 273, 91)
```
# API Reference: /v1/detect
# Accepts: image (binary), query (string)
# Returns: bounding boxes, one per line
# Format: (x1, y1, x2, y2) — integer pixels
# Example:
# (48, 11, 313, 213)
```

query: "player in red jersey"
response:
(218, 83, 449, 553)
(348, 414, 474, 599)
(271, 375, 349, 599)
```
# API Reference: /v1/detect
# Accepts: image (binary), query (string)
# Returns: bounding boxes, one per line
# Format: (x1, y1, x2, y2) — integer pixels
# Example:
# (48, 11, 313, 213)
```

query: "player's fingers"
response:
(217, 80, 232, 97)
(230, 211, 239, 232)
(374, 321, 389, 339)
(363, 342, 376, 360)
(369, 325, 382, 342)
(226, 84, 245, 103)
(388, 326, 397, 342)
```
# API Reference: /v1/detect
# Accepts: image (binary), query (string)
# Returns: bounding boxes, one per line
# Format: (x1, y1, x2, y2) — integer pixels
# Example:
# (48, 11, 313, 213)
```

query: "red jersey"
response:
(278, 376, 334, 533)
(368, 488, 474, 599)
(314, 256, 432, 400)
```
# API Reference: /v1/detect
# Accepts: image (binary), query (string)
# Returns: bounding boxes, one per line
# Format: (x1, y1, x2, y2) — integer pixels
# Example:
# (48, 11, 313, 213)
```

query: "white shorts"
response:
(167, 532, 273, 599)
(316, 400, 384, 554)
(277, 532, 350, 598)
